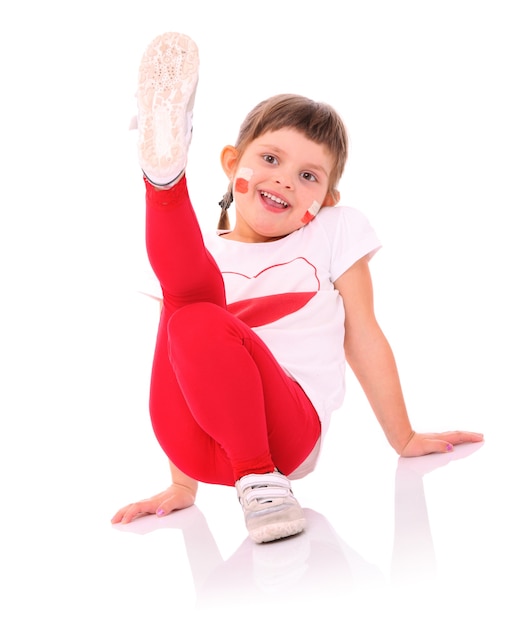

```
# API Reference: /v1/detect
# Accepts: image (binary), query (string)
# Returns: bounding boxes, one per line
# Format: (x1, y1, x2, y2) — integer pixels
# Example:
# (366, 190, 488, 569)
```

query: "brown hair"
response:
(218, 94, 349, 229)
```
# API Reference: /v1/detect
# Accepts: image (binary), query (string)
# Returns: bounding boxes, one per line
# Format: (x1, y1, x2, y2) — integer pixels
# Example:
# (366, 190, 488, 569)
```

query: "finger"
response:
(123, 503, 157, 524)
(114, 503, 155, 525)
(400, 438, 448, 457)
(155, 499, 170, 517)
(111, 505, 131, 524)
(438, 431, 485, 445)
(423, 438, 455, 455)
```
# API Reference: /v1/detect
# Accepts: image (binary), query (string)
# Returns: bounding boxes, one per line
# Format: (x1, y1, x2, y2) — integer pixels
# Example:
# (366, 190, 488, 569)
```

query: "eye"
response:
(301, 171, 317, 182)
(263, 154, 278, 165)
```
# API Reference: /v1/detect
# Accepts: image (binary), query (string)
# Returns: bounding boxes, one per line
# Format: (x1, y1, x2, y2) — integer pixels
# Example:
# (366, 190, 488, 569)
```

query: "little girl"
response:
(112, 32, 483, 543)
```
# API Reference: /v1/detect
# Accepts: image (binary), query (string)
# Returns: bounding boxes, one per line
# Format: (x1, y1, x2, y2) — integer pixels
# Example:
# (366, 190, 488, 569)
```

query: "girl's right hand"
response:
(111, 483, 196, 525)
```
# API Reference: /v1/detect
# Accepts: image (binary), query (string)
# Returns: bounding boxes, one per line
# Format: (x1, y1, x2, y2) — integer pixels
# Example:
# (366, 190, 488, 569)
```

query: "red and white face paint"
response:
(301, 200, 321, 224)
(225, 128, 334, 242)
(234, 167, 253, 194)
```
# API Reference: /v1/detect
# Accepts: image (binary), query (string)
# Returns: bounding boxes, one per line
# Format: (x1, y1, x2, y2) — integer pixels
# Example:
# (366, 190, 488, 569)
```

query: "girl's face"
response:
(220, 128, 338, 243)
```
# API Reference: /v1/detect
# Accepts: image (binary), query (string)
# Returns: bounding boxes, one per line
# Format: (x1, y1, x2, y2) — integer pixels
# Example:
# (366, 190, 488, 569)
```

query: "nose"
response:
(275, 167, 294, 189)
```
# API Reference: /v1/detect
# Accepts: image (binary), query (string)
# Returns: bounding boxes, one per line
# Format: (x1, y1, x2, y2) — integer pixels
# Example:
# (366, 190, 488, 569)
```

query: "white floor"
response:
(3, 389, 526, 625)
(2, 2, 527, 625)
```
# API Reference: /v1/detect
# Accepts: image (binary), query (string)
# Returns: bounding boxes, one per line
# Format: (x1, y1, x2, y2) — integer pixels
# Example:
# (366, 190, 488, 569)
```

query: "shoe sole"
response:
(249, 516, 306, 543)
(137, 32, 199, 185)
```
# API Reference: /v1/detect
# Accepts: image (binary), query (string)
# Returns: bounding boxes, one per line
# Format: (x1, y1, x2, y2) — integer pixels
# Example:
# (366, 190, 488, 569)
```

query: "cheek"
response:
(301, 200, 321, 224)
(234, 167, 253, 194)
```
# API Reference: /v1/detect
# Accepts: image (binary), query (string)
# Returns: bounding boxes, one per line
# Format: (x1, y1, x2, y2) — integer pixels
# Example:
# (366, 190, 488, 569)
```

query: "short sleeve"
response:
(324, 206, 382, 282)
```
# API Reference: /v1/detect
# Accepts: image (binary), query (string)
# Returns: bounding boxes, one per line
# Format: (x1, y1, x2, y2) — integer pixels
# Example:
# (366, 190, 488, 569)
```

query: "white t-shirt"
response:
(139, 205, 381, 440)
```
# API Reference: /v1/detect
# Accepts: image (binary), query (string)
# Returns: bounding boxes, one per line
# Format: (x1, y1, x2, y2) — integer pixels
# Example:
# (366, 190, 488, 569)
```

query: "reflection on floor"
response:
(3, 433, 525, 626)
(108, 441, 509, 624)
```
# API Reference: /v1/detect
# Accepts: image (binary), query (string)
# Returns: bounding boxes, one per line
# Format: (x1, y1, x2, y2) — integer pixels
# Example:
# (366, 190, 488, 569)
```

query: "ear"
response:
(322, 188, 340, 207)
(220, 145, 239, 178)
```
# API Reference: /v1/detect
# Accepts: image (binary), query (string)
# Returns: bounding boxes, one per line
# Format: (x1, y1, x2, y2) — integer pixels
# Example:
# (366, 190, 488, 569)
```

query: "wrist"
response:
(170, 481, 198, 506)
(396, 430, 416, 455)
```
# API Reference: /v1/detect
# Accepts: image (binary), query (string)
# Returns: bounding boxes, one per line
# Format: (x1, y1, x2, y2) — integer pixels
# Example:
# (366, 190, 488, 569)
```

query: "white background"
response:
(1, 1, 526, 624)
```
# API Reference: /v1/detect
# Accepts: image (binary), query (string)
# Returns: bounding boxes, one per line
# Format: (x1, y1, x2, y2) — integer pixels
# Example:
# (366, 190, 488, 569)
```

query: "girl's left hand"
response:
(400, 431, 484, 457)
(111, 483, 196, 525)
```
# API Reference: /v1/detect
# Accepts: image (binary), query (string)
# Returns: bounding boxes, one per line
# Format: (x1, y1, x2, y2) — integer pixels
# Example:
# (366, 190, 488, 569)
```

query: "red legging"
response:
(146, 176, 321, 486)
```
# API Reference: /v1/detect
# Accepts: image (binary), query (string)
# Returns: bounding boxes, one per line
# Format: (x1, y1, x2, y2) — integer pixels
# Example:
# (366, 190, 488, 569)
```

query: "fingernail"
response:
(156, 508, 165, 516)
(446, 444, 453, 452)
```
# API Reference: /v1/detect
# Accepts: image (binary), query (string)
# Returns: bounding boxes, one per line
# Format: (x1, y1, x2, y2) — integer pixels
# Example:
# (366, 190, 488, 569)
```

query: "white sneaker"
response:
(236, 472, 306, 543)
(136, 32, 199, 186)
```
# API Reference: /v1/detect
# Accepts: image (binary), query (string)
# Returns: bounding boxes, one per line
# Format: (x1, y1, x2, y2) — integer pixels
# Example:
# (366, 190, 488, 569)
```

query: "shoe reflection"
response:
(114, 442, 483, 607)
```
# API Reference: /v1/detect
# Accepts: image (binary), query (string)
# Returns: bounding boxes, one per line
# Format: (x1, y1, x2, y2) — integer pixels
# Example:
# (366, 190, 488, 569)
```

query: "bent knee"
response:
(167, 302, 229, 347)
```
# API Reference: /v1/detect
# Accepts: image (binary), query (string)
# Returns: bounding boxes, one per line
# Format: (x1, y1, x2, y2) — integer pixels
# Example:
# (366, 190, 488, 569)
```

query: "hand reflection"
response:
(392, 441, 484, 585)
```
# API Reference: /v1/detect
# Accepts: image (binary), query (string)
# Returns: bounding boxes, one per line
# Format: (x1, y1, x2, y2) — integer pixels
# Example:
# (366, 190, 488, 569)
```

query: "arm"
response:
(111, 461, 198, 524)
(334, 256, 483, 456)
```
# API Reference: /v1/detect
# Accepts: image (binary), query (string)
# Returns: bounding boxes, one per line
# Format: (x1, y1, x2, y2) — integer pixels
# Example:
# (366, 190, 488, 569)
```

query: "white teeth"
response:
(261, 191, 288, 207)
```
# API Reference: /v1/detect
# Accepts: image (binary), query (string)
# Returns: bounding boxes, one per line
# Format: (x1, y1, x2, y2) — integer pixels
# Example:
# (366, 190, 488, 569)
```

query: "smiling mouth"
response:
(260, 191, 289, 208)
